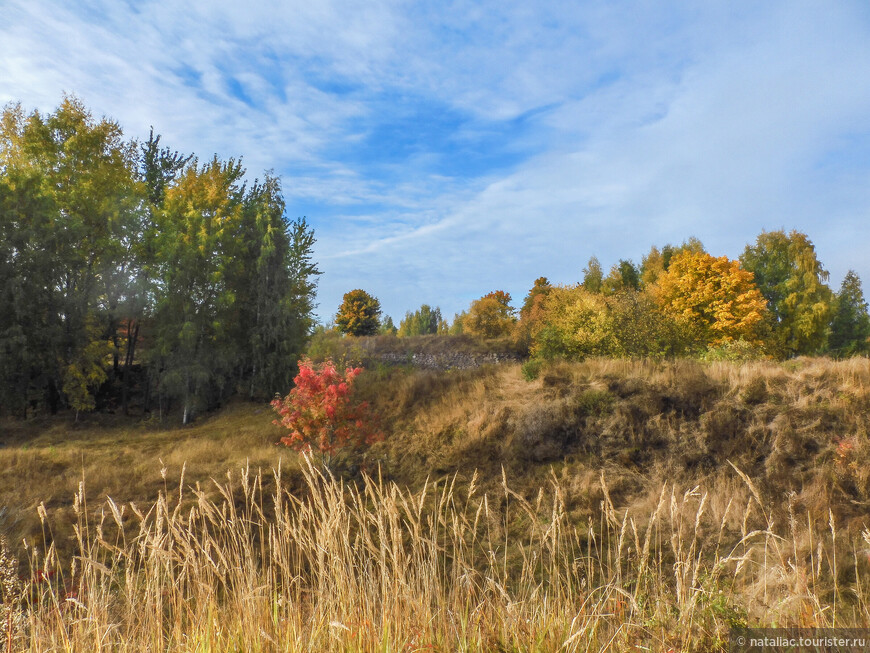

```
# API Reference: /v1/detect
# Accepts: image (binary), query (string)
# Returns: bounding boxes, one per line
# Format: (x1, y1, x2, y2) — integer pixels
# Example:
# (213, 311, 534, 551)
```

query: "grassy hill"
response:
(360, 356, 870, 521)
(2, 356, 870, 650)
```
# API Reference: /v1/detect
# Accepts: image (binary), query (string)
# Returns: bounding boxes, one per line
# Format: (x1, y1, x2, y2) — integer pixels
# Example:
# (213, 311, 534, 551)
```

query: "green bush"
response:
(521, 359, 543, 381)
(576, 389, 615, 416)
(700, 339, 766, 362)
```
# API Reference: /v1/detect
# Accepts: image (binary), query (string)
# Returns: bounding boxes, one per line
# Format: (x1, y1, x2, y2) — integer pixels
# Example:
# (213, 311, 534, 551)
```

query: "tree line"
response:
(5, 97, 866, 423)
(0, 97, 320, 421)
(333, 232, 870, 362)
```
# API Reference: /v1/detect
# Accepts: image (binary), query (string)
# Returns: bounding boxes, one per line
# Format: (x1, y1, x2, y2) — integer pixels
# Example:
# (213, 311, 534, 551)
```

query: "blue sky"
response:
(3, 0, 870, 323)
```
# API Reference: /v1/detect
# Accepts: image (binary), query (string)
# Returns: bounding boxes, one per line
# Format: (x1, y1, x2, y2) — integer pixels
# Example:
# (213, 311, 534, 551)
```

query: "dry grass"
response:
(0, 401, 290, 560)
(2, 457, 868, 651)
(3, 356, 870, 650)
(363, 358, 870, 525)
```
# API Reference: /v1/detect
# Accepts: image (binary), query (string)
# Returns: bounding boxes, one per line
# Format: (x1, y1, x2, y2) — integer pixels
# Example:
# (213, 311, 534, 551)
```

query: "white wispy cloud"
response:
(317, 2, 870, 318)
(2, 0, 869, 320)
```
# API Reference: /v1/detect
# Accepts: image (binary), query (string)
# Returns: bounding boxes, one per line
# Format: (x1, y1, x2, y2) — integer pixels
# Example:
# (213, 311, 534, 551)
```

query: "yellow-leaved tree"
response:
(463, 291, 516, 339)
(654, 251, 767, 349)
(530, 285, 616, 360)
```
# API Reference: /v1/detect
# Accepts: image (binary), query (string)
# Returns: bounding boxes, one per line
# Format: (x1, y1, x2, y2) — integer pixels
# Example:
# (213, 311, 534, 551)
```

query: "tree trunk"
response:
(47, 376, 60, 415)
(121, 321, 139, 415)
(112, 329, 120, 377)
(143, 367, 152, 414)
(183, 369, 191, 425)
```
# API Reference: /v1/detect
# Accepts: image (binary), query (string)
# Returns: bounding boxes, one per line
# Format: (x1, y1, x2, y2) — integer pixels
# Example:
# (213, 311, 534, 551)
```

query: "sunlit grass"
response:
(3, 457, 869, 652)
(0, 402, 289, 556)
(4, 356, 870, 650)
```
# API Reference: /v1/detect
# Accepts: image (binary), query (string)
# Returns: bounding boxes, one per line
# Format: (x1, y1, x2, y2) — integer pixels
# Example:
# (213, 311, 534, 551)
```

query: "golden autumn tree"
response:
(463, 290, 516, 338)
(335, 289, 382, 336)
(530, 285, 616, 360)
(654, 251, 767, 348)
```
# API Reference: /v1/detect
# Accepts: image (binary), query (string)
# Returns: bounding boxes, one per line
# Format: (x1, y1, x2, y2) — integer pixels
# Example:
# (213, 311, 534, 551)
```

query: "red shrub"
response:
(271, 358, 381, 457)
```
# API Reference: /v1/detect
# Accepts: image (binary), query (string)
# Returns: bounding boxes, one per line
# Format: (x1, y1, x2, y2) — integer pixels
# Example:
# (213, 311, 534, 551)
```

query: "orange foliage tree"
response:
(654, 251, 767, 348)
(515, 277, 551, 351)
(271, 358, 380, 465)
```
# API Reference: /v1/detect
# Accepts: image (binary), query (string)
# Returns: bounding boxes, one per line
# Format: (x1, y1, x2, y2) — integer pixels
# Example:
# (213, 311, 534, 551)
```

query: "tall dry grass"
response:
(4, 356, 870, 650)
(363, 357, 870, 528)
(4, 456, 869, 652)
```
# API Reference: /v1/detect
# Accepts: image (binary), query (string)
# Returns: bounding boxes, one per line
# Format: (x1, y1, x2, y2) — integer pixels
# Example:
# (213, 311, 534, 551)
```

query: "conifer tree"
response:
(828, 271, 870, 357)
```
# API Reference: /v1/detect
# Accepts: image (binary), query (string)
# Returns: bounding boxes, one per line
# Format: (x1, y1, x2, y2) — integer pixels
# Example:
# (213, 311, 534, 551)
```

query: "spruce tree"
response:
(829, 271, 870, 357)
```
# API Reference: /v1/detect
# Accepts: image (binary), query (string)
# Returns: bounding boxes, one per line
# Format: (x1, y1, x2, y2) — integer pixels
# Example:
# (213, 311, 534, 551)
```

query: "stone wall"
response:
(370, 351, 522, 371)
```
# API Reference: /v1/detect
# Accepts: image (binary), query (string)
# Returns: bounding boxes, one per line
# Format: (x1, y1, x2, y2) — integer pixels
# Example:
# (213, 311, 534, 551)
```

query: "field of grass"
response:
(2, 356, 870, 650)
(0, 401, 291, 557)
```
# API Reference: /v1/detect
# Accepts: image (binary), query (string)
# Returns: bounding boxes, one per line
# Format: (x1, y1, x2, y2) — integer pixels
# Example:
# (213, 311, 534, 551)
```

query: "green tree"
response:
(602, 259, 640, 294)
(61, 316, 112, 418)
(0, 97, 141, 415)
(398, 304, 442, 337)
(528, 285, 686, 361)
(582, 257, 603, 293)
(0, 164, 60, 415)
(0, 98, 322, 421)
(140, 128, 192, 206)
(828, 271, 870, 357)
(151, 157, 247, 423)
(240, 177, 320, 399)
(38, 97, 141, 390)
(607, 291, 686, 358)
(640, 246, 666, 287)
(449, 311, 467, 335)
(380, 316, 398, 336)
(336, 290, 382, 336)
(122, 131, 192, 413)
(740, 230, 833, 357)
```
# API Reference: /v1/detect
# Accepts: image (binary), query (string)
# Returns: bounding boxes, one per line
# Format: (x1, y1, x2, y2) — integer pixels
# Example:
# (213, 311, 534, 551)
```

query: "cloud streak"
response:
(2, 0, 869, 321)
